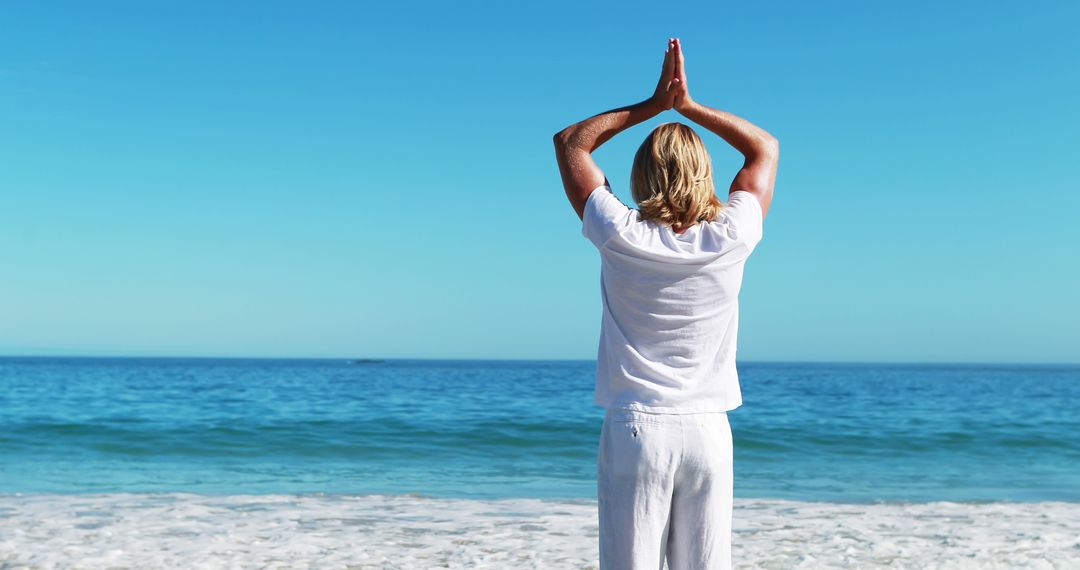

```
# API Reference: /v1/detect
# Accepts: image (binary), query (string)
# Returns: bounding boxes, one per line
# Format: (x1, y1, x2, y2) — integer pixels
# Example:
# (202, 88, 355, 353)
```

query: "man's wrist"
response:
(675, 96, 698, 115)
(642, 96, 668, 115)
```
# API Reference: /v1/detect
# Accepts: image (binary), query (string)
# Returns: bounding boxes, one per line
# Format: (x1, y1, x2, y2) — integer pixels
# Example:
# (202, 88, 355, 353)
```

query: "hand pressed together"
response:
(670, 38, 693, 112)
(650, 37, 692, 112)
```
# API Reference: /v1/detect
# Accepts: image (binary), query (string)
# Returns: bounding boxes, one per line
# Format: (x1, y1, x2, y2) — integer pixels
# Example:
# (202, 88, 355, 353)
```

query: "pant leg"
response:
(665, 411, 734, 570)
(598, 409, 679, 570)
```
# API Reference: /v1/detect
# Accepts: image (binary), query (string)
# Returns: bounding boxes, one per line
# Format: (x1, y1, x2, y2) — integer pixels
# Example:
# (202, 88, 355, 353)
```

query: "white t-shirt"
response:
(582, 183, 764, 413)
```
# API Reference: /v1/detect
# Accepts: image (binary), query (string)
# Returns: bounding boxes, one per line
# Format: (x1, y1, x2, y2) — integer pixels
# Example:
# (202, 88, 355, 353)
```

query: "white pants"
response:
(598, 408, 734, 570)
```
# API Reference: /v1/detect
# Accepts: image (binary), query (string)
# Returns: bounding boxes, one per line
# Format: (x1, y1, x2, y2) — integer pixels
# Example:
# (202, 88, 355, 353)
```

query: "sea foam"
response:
(1, 493, 1077, 569)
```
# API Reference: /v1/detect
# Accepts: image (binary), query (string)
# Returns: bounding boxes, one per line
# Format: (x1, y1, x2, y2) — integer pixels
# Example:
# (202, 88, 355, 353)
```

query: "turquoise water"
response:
(1, 357, 1077, 502)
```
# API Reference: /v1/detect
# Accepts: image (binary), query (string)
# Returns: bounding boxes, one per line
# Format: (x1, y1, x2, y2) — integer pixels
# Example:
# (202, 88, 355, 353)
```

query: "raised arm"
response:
(553, 39, 682, 220)
(669, 38, 780, 218)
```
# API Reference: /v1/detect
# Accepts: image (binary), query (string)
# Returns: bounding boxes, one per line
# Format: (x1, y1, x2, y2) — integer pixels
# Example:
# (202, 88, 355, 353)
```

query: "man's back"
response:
(583, 184, 764, 413)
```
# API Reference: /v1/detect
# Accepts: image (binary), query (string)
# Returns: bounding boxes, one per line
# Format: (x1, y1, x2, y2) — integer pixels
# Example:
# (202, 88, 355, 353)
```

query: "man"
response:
(552, 38, 779, 570)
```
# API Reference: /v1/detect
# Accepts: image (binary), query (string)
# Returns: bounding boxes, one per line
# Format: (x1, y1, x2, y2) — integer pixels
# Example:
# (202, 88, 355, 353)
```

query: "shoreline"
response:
(2, 492, 1077, 568)
(3, 489, 1077, 505)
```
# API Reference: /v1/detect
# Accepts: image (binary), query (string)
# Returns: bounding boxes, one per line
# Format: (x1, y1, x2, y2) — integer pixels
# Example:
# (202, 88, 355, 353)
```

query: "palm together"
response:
(652, 37, 691, 112)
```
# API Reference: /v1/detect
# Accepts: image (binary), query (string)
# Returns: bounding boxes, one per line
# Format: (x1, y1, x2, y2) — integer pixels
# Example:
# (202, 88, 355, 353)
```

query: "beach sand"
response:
(1, 493, 1077, 569)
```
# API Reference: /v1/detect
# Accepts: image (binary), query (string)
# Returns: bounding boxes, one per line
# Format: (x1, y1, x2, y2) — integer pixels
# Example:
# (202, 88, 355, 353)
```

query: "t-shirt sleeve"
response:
(722, 191, 765, 252)
(581, 183, 636, 249)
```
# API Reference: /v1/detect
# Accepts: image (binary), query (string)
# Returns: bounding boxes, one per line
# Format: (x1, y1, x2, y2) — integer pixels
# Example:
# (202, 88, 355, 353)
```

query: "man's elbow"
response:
(553, 127, 595, 155)
(553, 129, 573, 149)
(754, 135, 779, 160)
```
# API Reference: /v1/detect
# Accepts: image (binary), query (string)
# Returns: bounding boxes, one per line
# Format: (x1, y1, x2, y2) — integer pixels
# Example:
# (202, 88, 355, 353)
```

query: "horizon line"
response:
(0, 354, 1077, 367)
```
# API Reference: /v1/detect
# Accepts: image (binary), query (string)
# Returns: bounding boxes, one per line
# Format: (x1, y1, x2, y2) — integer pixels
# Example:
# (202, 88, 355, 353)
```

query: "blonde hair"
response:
(631, 122, 722, 231)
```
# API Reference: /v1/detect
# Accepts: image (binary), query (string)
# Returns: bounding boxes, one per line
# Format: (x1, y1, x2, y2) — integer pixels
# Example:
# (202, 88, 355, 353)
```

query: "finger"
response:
(675, 39, 686, 79)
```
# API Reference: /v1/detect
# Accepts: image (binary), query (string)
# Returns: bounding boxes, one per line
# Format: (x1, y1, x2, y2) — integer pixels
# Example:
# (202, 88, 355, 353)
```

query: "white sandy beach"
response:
(1, 493, 1078, 569)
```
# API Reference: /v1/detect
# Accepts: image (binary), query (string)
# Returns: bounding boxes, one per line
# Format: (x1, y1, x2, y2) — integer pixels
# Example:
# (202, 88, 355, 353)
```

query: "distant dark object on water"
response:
(348, 358, 385, 365)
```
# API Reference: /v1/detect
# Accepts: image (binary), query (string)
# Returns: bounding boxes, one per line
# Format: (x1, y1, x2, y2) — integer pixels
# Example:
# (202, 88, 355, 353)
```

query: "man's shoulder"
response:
(583, 184, 639, 249)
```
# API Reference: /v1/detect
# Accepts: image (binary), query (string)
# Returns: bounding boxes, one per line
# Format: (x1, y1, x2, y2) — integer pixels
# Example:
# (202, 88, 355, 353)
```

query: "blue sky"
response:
(1, 1, 1077, 362)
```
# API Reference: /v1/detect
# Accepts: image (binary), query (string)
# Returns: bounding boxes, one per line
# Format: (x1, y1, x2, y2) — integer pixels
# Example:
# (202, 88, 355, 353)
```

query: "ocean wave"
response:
(0, 493, 1077, 569)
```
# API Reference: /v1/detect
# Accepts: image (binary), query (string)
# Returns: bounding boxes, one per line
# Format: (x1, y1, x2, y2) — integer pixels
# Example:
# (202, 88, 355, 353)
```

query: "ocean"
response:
(2, 357, 1078, 568)
(3, 357, 1078, 502)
